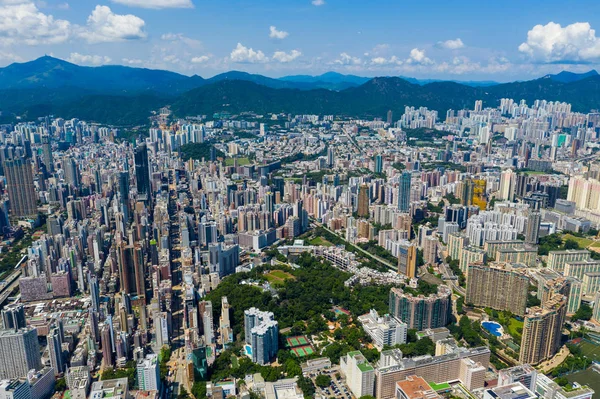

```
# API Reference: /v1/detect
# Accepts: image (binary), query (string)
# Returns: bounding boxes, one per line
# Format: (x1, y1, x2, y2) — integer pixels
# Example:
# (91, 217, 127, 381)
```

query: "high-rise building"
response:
(101, 325, 114, 368)
(219, 297, 233, 348)
(466, 263, 529, 316)
(48, 328, 64, 376)
(375, 154, 383, 174)
(4, 157, 37, 217)
(398, 172, 411, 212)
(547, 250, 590, 273)
(41, 135, 53, 174)
(327, 146, 335, 168)
(498, 169, 516, 201)
(0, 328, 42, 379)
(137, 354, 160, 391)
(519, 295, 566, 365)
(0, 379, 31, 399)
(498, 364, 537, 392)
(397, 242, 417, 278)
(357, 309, 407, 350)
(389, 286, 452, 330)
(357, 184, 370, 218)
(134, 142, 151, 203)
(1, 304, 26, 331)
(244, 308, 278, 365)
(118, 171, 130, 223)
(340, 351, 375, 398)
(117, 244, 144, 296)
(525, 212, 541, 245)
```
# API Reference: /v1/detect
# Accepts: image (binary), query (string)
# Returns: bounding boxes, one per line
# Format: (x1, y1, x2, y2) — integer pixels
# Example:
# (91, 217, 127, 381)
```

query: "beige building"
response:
(519, 294, 567, 365)
(547, 250, 590, 273)
(466, 262, 529, 316)
(497, 247, 537, 267)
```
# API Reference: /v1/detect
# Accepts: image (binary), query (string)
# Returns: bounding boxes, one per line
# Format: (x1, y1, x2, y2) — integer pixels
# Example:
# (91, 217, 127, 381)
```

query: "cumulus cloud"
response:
(437, 38, 465, 49)
(68, 52, 111, 65)
(230, 43, 267, 63)
(312, 0, 325, 5)
(0, 1, 71, 45)
(370, 55, 402, 66)
(406, 48, 433, 65)
(110, 0, 193, 9)
(78, 5, 146, 43)
(519, 22, 600, 63)
(334, 52, 362, 65)
(269, 26, 288, 39)
(435, 55, 511, 75)
(272, 50, 301, 63)
(122, 58, 144, 65)
(191, 55, 211, 64)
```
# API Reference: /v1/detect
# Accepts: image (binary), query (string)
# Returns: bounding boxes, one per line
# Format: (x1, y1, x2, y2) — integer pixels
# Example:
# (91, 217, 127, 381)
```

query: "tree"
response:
(563, 239, 581, 250)
(572, 304, 593, 321)
(192, 382, 207, 399)
(359, 396, 377, 399)
(315, 374, 332, 388)
(297, 376, 315, 398)
(55, 378, 67, 392)
(178, 387, 190, 399)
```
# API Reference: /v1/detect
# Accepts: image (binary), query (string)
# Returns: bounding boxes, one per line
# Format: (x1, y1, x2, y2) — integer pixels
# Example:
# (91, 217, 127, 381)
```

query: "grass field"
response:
(265, 270, 295, 285)
(506, 318, 524, 340)
(231, 355, 239, 368)
(579, 340, 600, 362)
(566, 368, 600, 394)
(308, 236, 333, 247)
(563, 234, 594, 248)
(225, 157, 251, 166)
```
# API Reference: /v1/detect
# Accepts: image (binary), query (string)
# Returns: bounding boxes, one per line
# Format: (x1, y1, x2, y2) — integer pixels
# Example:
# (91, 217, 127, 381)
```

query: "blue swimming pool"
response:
(482, 321, 503, 337)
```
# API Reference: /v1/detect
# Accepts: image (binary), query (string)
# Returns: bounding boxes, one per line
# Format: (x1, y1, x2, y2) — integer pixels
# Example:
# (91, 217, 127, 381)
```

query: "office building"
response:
(357, 309, 407, 350)
(1, 305, 26, 331)
(358, 184, 370, 218)
(389, 286, 452, 330)
(519, 295, 567, 364)
(0, 379, 31, 399)
(134, 142, 151, 203)
(398, 242, 417, 278)
(244, 308, 278, 365)
(340, 351, 375, 398)
(137, 354, 160, 391)
(398, 172, 411, 212)
(0, 328, 42, 379)
(466, 263, 529, 316)
(4, 157, 37, 217)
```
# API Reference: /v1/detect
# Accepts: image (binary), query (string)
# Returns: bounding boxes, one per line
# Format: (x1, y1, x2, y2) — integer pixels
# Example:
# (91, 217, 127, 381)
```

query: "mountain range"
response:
(0, 56, 599, 126)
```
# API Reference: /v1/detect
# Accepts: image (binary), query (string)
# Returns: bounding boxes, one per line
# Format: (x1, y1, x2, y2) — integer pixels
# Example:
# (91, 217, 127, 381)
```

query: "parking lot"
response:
(308, 368, 354, 399)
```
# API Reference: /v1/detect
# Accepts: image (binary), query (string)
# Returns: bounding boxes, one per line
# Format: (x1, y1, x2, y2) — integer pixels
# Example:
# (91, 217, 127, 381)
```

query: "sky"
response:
(2, 0, 600, 81)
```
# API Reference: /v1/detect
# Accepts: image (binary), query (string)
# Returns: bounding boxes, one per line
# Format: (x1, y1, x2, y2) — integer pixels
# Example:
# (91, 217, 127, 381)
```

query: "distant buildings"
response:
(244, 308, 278, 365)
(389, 286, 452, 330)
(357, 309, 407, 350)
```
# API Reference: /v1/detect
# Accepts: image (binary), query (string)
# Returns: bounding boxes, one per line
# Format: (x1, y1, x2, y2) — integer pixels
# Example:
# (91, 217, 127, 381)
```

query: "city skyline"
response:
(3, 0, 600, 81)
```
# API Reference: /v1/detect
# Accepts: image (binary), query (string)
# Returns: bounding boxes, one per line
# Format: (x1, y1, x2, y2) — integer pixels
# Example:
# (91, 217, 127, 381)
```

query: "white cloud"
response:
(272, 49, 301, 63)
(191, 55, 211, 64)
(435, 55, 511, 75)
(406, 48, 433, 65)
(269, 26, 288, 40)
(370, 55, 402, 66)
(78, 5, 146, 43)
(230, 43, 268, 63)
(0, 1, 71, 45)
(334, 52, 362, 65)
(122, 58, 144, 65)
(67, 52, 111, 65)
(519, 22, 600, 63)
(110, 0, 193, 9)
(161, 32, 201, 48)
(57, 2, 69, 9)
(311, 0, 325, 5)
(437, 38, 465, 49)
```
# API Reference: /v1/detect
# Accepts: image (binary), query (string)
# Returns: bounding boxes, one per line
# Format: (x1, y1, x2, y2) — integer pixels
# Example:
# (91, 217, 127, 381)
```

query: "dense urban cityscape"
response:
(3, 1, 600, 398)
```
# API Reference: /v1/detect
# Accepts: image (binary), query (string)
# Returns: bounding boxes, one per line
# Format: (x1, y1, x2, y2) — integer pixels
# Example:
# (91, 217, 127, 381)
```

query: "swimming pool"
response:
(482, 321, 503, 337)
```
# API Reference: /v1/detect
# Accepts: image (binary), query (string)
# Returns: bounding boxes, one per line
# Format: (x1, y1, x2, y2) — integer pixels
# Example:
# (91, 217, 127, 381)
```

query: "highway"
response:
(0, 268, 23, 307)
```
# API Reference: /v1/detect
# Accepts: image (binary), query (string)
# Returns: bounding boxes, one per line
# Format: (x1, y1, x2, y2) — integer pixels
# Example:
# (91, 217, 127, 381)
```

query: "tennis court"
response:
(291, 345, 314, 357)
(286, 335, 310, 348)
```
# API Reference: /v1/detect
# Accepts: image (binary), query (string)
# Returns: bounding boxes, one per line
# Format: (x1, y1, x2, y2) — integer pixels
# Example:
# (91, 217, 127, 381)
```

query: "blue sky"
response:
(2, 0, 600, 81)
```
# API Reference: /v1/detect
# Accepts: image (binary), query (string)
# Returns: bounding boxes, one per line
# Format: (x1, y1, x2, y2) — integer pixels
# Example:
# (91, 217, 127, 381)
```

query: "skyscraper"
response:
(525, 211, 541, 245)
(134, 142, 151, 203)
(0, 328, 42, 379)
(397, 242, 417, 278)
(389, 286, 452, 330)
(519, 295, 566, 365)
(1, 304, 26, 331)
(327, 146, 335, 168)
(41, 135, 53, 174)
(219, 297, 233, 348)
(118, 171, 130, 223)
(398, 171, 411, 212)
(4, 157, 37, 217)
(48, 328, 64, 376)
(374, 154, 383, 174)
(244, 308, 278, 365)
(357, 184, 370, 218)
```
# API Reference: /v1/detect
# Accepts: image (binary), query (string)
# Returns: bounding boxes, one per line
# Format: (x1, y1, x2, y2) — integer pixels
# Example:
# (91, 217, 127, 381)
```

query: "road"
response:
(0, 270, 22, 307)
(313, 221, 397, 271)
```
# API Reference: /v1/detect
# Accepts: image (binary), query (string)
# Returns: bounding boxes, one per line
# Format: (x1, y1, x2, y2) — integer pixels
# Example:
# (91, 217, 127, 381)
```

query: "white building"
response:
(357, 309, 407, 350)
(137, 354, 160, 391)
(340, 351, 375, 398)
